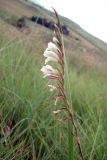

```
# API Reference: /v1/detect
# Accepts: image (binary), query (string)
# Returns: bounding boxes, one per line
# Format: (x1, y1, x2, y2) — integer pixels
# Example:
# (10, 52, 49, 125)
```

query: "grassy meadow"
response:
(0, 1, 107, 159)
(0, 25, 107, 160)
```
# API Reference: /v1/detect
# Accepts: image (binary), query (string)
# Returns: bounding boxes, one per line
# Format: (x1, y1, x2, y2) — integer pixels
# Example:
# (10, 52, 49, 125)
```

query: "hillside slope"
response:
(0, 0, 107, 73)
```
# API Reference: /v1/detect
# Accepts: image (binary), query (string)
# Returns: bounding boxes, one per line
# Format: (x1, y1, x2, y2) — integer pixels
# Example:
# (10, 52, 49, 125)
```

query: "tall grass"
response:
(0, 34, 107, 159)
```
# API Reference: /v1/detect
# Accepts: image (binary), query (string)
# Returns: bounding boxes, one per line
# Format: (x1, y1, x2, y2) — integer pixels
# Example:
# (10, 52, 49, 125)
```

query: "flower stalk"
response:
(41, 8, 84, 160)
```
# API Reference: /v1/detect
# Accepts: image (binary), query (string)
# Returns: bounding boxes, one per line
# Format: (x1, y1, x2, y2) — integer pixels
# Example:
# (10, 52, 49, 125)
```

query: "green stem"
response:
(68, 120, 73, 160)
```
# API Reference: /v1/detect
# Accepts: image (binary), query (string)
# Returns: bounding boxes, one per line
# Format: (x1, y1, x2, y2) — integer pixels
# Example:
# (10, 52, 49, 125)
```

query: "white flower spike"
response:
(40, 9, 84, 159)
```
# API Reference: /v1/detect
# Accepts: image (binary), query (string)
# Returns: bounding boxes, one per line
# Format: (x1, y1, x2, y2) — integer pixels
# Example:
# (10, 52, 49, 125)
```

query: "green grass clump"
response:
(0, 34, 107, 160)
(68, 70, 107, 159)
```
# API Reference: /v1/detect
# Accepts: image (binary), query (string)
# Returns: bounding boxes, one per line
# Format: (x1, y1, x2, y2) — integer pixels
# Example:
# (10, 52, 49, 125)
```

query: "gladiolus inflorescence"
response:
(41, 8, 84, 160)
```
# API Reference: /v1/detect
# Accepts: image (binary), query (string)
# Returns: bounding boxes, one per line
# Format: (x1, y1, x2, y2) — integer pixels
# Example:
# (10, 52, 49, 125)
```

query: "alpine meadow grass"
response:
(0, 10, 107, 160)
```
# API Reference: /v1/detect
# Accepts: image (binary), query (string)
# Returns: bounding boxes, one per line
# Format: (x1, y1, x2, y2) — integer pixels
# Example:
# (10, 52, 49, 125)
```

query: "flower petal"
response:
(45, 57, 58, 64)
(44, 50, 59, 60)
(41, 65, 53, 73)
(53, 37, 59, 44)
(48, 85, 59, 91)
(47, 42, 60, 53)
(41, 65, 59, 78)
(47, 75, 59, 79)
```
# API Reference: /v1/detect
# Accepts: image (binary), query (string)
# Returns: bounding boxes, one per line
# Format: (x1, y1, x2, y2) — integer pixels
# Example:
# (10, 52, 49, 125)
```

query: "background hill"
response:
(0, 0, 107, 73)
(0, 0, 107, 159)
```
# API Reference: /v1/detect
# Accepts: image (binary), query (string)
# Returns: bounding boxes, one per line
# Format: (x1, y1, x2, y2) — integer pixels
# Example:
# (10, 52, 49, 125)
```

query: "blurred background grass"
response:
(0, 28, 107, 160)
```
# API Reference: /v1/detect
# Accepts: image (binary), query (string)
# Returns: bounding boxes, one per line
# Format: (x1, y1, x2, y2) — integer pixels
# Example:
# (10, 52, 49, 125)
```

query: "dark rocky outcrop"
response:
(30, 16, 69, 36)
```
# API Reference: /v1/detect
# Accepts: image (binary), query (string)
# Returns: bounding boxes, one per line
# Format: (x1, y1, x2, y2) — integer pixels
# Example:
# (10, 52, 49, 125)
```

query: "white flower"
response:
(48, 85, 59, 91)
(44, 50, 59, 64)
(45, 57, 57, 64)
(43, 42, 61, 64)
(41, 65, 59, 78)
(47, 42, 60, 54)
(44, 50, 59, 59)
